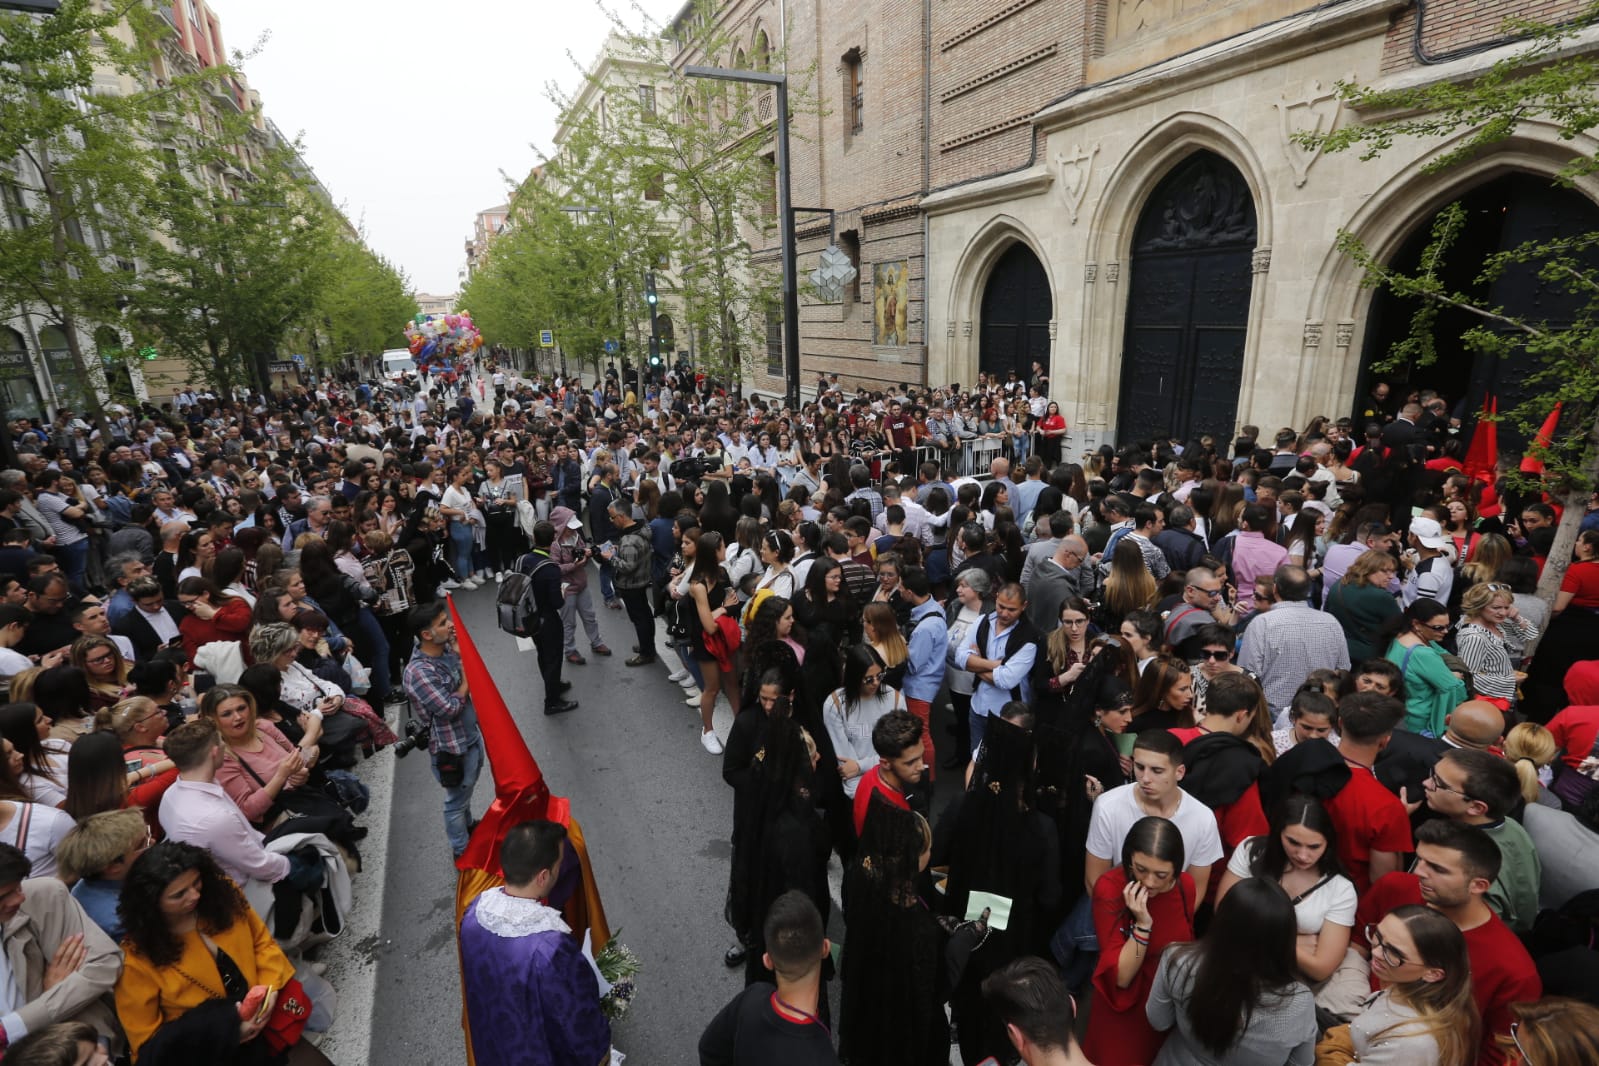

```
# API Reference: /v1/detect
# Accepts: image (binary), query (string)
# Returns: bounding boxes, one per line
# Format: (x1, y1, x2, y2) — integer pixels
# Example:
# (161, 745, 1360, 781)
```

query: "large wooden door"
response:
(979, 243, 1052, 383)
(1117, 151, 1257, 444)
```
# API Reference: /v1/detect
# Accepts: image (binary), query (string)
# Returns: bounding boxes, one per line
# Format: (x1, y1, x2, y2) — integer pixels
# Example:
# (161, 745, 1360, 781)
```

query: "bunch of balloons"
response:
(404, 312, 483, 371)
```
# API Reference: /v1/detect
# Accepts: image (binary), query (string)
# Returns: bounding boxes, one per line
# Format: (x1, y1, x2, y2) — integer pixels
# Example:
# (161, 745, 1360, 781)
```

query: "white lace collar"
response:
(473, 887, 570, 940)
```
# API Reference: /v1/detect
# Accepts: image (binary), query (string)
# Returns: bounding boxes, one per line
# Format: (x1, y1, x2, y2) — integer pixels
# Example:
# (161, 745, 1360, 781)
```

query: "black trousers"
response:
(533, 621, 564, 706)
(619, 586, 655, 658)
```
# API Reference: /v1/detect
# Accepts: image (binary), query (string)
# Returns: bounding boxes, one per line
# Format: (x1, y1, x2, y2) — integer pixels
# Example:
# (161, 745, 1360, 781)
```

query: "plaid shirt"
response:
(846, 487, 885, 521)
(402, 645, 480, 755)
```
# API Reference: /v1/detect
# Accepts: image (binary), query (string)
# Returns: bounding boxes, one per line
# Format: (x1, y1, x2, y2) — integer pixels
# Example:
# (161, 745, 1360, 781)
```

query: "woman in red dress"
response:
(1082, 815, 1196, 1066)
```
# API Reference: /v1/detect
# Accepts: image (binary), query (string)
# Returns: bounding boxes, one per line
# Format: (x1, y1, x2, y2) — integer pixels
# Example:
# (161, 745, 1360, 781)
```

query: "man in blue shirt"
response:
(955, 583, 1039, 757)
(898, 567, 948, 776)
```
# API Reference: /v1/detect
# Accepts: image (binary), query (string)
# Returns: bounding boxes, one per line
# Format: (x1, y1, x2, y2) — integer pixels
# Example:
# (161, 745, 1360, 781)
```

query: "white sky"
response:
(211, 0, 684, 297)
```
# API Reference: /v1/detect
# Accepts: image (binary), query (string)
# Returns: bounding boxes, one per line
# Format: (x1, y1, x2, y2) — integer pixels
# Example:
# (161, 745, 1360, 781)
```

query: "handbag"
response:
(262, 977, 313, 1053)
(1313, 1023, 1356, 1066)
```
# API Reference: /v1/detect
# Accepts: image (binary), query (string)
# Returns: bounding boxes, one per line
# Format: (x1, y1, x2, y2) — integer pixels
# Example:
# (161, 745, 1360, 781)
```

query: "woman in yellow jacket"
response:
(113, 841, 330, 1065)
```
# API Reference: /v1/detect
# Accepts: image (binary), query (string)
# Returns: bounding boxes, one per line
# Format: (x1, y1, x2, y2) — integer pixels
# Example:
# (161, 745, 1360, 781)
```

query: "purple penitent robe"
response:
(460, 887, 611, 1066)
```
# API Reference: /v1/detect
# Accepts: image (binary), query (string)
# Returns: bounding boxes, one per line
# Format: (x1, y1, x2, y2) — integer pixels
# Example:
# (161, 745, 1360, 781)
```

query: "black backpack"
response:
(496, 556, 555, 637)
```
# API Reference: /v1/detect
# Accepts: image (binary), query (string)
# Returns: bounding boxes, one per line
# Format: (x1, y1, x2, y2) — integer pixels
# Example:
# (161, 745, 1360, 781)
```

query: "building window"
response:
(638, 85, 656, 117)
(753, 30, 771, 72)
(759, 153, 777, 222)
(839, 229, 861, 307)
(843, 49, 864, 136)
(765, 299, 783, 374)
(644, 170, 664, 202)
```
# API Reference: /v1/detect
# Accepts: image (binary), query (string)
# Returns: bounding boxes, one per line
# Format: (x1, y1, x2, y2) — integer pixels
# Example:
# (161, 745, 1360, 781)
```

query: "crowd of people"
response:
(0, 355, 1594, 1066)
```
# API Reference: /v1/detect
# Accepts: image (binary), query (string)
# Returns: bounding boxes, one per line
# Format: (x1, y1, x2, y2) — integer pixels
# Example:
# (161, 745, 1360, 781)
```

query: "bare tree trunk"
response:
(1535, 405, 1599, 610)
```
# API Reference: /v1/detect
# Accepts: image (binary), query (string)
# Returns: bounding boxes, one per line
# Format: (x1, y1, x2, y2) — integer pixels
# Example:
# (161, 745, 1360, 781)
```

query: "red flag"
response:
(447, 595, 560, 876)
(1462, 394, 1498, 483)
(1519, 402, 1564, 474)
(446, 598, 611, 1065)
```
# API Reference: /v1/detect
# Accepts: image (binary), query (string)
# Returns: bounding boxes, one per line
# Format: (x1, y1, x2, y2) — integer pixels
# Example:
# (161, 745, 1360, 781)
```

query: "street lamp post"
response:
(684, 64, 799, 412)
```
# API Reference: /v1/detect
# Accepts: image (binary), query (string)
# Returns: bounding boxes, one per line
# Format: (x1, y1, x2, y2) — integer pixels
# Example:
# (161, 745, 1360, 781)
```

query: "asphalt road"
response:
(315, 583, 748, 1066)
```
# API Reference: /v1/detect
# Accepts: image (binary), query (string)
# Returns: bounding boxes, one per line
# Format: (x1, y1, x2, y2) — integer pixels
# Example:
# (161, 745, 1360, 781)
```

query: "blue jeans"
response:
(1050, 894, 1101, 989)
(350, 607, 391, 703)
(673, 641, 704, 687)
(57, 538, 89, 596)
(431, 737, 484, 857)
(448, 520, 475, 579)
(969, 707, 991, 757)
(596, 558, 616, 603)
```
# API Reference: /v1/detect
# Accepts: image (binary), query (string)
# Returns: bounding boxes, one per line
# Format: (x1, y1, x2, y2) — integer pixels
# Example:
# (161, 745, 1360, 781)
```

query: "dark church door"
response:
(1117, 150, 1257, 445)
(979, 243, 1052, 384)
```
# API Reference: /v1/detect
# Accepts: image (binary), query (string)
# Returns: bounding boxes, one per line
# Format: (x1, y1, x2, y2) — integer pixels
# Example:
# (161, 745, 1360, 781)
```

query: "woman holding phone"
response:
(115, 841, 332, 1064)
(1082, 816, 1196, 1066)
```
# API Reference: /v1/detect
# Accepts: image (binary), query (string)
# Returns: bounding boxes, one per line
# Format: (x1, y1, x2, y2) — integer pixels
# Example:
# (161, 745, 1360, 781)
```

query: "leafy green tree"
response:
(466, 4, 812, 393)
(1308, 2, 1599, 600)
(0, 0, 196, 438)
(314, 236, 418, 364)
(130, 125, 341, 397)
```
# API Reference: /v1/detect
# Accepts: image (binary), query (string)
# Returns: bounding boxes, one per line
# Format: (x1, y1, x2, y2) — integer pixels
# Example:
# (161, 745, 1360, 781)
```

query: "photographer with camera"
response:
(550, 505, 612, 664)
(401, 601, 483, 860)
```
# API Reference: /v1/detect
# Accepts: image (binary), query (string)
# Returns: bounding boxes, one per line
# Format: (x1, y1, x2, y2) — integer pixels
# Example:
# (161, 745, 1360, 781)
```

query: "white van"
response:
(381, 349, 417, 382)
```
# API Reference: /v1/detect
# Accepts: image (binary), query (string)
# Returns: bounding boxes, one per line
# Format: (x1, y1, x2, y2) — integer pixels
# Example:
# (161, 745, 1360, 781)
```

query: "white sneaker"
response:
(667, 668, 688, 683)
(678, 674, 699, 689)
(700, 729, 724, 755)
(495, 572, 506, 583)
(684, 691, 703, 706)
(439, 579, 461, 590)
(459, 578, 479, 590)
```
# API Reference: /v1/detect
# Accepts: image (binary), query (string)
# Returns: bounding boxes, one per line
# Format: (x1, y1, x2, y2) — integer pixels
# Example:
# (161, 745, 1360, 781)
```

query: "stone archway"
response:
(979, 243, 1052, 384)
(1117, 149, 1257, 444)
(1300, 120, 1599, 421)
(1078, 113, 1272, 443)
(941, 215, 1056, 388)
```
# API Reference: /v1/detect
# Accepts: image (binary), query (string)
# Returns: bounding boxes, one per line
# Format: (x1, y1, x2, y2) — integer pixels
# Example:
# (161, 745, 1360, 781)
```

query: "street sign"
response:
(268, 360, 295, 374)
(539, 329, 555, 348)
(604, 340, 617, 353)
(292, 353, 305, 365)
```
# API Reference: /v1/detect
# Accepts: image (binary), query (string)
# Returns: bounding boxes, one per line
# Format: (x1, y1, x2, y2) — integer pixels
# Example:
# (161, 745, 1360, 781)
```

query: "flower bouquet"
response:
(596, 937, 641, 1020)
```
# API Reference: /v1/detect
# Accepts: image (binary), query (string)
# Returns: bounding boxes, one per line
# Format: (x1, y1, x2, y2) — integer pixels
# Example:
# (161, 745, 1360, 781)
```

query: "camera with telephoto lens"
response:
(392, 718, 429, 759)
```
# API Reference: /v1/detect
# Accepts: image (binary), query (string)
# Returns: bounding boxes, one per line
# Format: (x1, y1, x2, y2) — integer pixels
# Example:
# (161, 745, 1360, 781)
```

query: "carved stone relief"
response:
(1105, 262, 1121, 284)
(1084, 262, 1099, 283)
(1252, 247, 1271, 275)
(1053, 142, 1099, 224)
(1335, 320, 1355, 348)
(1303, 321, 1323, 348)
(1274, 81, 1342, 188)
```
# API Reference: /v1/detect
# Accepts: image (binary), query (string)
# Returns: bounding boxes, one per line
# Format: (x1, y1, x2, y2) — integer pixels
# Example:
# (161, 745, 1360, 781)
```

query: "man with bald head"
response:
(1025, 535, 1091, 633)
(1377, 699, 1506, 804)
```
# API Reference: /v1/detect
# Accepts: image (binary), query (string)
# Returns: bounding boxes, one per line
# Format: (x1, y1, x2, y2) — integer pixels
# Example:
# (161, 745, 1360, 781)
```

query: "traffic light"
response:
(645, 273, 662, 373)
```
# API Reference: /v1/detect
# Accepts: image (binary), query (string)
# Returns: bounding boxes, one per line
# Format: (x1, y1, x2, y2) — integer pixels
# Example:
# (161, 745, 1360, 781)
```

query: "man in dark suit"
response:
(1375, 699, 1505, 802)
(112, 576, 186, 661)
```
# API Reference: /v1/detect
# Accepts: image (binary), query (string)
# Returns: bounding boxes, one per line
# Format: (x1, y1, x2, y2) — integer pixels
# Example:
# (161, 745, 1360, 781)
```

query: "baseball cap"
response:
(565, 516, 583, 530)
(1409, 516, 1448, 549)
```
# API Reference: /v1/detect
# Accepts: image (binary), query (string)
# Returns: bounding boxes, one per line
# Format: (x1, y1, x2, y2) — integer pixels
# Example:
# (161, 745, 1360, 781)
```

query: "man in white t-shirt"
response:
(0, 604, 34, 679)
(1083, 729, 1224, 899)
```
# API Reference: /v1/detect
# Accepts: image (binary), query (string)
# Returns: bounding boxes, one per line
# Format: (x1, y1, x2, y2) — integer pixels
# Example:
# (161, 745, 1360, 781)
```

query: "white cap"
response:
(1409, 516, 1448, 549)
(566, 516, 583, 530)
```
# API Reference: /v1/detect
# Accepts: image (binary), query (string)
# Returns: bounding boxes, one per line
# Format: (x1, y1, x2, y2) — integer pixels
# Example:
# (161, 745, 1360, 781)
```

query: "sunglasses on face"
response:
(1200, 649, 1232, 661)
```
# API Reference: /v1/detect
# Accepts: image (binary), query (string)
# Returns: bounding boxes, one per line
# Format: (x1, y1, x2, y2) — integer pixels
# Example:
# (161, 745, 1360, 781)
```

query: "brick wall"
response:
(929, 0, 1086, 189)
(1381, 0, 1588, 73)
